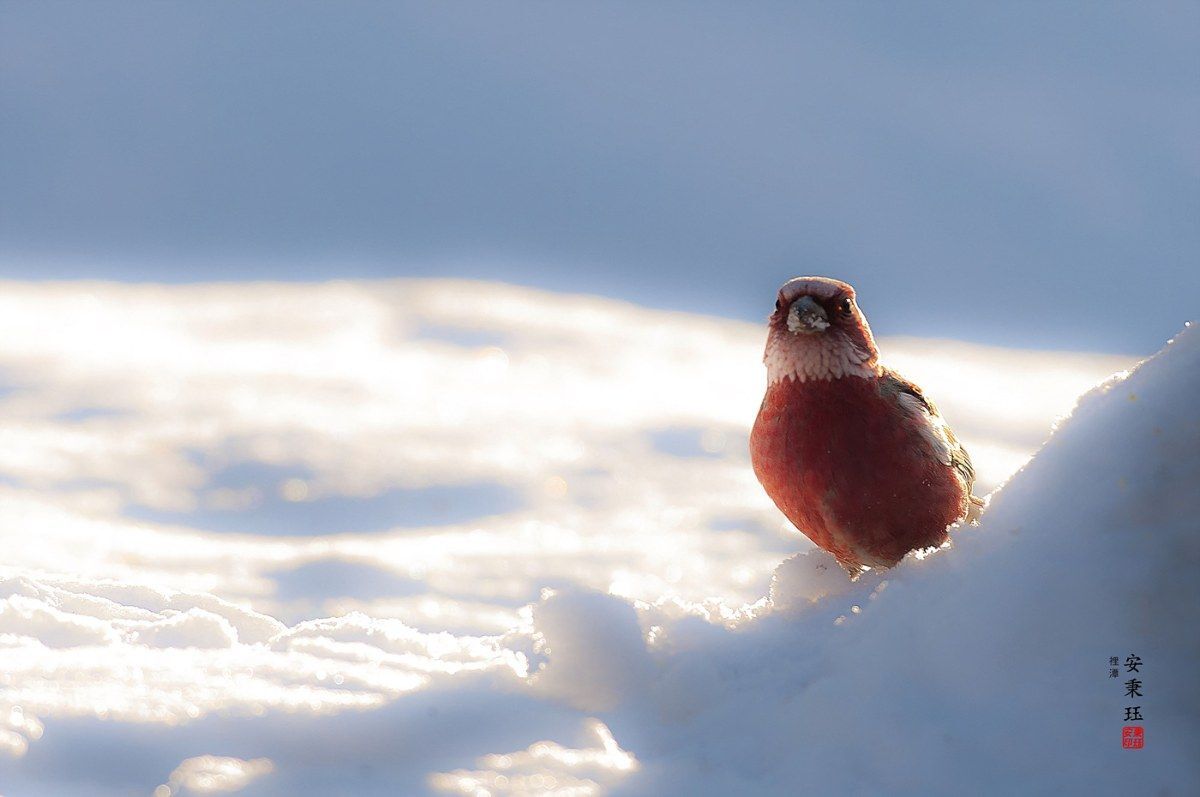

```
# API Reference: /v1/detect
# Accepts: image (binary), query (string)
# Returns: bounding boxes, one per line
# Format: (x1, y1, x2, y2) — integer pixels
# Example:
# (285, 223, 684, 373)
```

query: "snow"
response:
(527, 590, 654, 713)
(615, 322, 1200, 794)
(0, 278, 1191, 795)
(429, 719, 637, 797)
(155, 756, 275, 796)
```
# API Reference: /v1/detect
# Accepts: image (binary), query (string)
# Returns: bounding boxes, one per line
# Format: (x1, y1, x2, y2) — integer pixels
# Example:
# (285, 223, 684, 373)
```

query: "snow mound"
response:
(534, 324, 1200, 794)
(528, 589, 653, 712)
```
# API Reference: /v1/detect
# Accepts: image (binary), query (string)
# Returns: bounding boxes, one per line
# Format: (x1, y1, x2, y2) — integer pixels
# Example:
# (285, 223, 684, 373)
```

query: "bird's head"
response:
(764, 276, 880, 384)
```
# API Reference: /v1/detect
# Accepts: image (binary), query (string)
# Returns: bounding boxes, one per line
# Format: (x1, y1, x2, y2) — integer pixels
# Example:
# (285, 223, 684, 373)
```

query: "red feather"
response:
(750, 277, 978, 574)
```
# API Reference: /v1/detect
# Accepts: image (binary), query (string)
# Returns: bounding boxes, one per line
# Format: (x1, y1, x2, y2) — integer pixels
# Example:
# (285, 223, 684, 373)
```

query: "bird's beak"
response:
(787, 295, 829, 334)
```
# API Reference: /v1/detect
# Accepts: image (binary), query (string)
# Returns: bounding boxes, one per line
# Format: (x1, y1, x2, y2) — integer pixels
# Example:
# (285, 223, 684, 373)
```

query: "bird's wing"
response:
(881, 368, 982, 518)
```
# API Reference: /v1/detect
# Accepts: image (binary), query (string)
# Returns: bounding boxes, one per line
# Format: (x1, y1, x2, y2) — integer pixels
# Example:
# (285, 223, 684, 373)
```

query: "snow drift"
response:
(0, 280, 1192, 795)
(530, 323, 1200, 795)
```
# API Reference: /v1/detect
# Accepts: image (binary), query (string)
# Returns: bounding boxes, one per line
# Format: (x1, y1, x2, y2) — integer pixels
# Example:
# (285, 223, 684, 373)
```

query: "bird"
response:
(750, 276, 982, 576)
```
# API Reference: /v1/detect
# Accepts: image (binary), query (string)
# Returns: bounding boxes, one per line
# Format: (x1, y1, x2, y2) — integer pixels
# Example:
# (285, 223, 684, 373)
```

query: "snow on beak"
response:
(786, 295, 829, 333)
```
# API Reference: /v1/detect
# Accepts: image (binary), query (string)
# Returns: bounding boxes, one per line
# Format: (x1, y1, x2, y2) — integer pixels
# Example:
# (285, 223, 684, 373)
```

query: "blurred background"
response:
(2, 1, 1196, 353)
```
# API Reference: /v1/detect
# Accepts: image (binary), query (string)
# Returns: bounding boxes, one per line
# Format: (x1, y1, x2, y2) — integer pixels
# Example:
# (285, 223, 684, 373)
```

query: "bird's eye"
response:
(838, 297, 853, 315)
(775, 299, 782, 311)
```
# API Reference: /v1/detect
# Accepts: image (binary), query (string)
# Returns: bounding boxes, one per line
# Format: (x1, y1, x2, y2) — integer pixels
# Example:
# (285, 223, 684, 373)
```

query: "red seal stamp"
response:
(1122, 726, 1144, 749)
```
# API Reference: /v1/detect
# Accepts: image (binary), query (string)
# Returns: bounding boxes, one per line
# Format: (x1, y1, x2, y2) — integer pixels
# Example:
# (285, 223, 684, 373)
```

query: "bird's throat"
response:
(764, 331, 879, 384)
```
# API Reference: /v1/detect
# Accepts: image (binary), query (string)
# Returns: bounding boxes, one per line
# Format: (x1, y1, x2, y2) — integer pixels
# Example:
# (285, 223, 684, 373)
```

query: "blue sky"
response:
(1, 1, 1196, 353)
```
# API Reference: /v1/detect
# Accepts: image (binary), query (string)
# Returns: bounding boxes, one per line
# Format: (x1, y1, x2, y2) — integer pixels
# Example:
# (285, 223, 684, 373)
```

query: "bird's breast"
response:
(751, 375, 903, 487)
(750, 374, 964, 565)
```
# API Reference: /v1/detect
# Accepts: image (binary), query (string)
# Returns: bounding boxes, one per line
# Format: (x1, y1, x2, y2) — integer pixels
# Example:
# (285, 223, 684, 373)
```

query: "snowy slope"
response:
(0, 280, 1190, 796)
(596, 326, 1200, 795)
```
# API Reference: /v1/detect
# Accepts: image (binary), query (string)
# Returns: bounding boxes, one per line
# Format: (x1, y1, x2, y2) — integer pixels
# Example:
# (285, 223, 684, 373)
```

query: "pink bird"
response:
(750, 277, 982, 575)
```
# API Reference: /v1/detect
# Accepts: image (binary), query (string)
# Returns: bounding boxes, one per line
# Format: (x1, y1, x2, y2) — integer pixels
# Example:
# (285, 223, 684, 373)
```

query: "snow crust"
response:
(0, 279, 1187, 795)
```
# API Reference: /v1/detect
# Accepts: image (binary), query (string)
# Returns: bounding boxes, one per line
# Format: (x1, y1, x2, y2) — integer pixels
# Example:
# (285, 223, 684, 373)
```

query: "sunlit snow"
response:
(3, 278, 1187, 796)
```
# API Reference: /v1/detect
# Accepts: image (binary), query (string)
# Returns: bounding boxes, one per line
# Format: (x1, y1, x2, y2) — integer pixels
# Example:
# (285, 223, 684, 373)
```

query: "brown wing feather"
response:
(879, 368, 983, 521)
